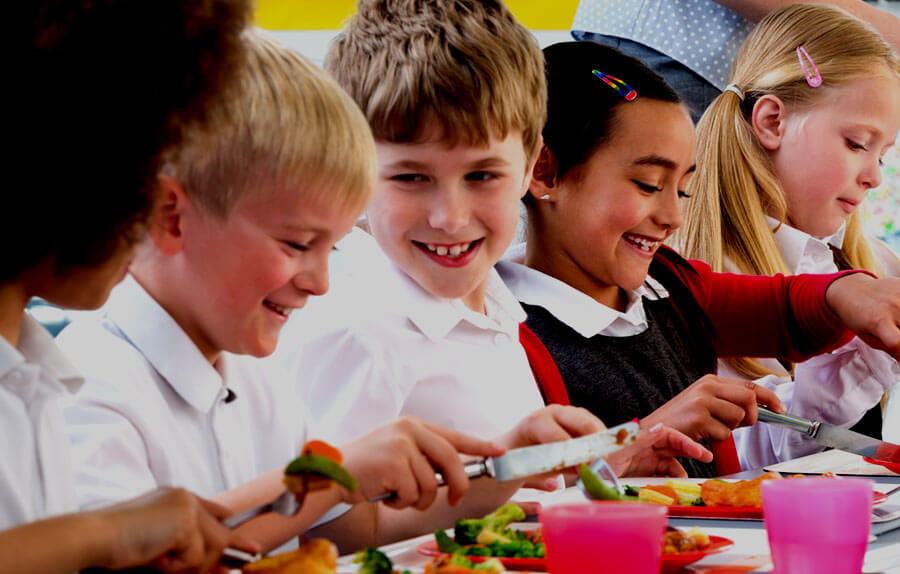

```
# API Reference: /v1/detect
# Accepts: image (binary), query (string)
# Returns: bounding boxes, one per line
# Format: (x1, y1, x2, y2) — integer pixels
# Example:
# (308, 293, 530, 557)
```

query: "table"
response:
(336, 461, 900, 573)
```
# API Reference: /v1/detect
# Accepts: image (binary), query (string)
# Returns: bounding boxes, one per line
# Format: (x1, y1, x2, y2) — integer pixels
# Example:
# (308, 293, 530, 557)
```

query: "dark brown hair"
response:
(6, 0, 250, 283)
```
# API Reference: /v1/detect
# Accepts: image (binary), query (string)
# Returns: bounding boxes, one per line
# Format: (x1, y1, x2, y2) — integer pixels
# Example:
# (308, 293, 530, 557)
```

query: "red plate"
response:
(863, 457, 900, 474)
(416, 536, 734, 572)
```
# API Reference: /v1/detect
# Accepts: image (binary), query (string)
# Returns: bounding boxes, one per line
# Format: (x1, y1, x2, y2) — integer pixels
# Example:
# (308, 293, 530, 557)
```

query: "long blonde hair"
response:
(681, 3, 900, 379)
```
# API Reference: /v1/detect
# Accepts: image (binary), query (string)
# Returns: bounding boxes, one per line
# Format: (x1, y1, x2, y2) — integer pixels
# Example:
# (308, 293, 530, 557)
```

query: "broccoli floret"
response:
(454, 504, 525, 545)
(464, 546, 492, 557)
(454, 519, 485, 545)
(353, 547, 393, 574)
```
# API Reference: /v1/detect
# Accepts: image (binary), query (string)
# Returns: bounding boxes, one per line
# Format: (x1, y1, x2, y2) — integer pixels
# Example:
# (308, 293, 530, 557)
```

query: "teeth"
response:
(264, 301, 291, 316)
(625, 234, 660, 252)
(424, 241, 473, 258)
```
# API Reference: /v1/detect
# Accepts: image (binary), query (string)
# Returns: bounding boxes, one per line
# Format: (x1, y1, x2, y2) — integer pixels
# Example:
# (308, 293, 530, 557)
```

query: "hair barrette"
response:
(796, 45, 822, 88)
(591, 70, 637, 101)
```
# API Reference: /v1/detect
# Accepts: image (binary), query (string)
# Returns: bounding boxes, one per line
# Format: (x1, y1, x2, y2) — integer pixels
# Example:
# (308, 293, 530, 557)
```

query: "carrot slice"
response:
(302, 440, 343, 464)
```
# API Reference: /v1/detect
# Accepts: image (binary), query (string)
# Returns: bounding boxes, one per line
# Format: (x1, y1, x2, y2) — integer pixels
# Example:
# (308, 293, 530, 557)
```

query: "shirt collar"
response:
(768, 216, 846, 272)
(0, 314, 83, 393)
(390, 264, 526, 343)
(497, 243, 668, 338)
(105, 275, 230, 413)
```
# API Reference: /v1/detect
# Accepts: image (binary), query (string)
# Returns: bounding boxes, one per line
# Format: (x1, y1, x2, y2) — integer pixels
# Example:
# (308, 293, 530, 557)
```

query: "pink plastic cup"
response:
(540, 502, 668, 574)
(762, 477, 873, 574)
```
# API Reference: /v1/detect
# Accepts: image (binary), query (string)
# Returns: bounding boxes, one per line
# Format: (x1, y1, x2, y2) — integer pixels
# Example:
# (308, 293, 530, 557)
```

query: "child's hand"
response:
(825, 274, 900, 360)
(605, 423, 712, 478)
(642, 375, 785, 442)
(340, 415, 506, 509)
(495, 404, 607, 490)
(91, 487, 258, 572)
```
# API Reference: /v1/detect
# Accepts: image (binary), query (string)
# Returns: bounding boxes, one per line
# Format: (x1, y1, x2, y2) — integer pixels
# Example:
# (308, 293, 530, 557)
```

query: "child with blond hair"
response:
(681, 3, 900, 464)
(58, 29, 526, 554)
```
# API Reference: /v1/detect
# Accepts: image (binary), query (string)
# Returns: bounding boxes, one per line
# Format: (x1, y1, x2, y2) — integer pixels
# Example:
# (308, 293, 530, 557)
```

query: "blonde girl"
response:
(682, 3, 900, 465)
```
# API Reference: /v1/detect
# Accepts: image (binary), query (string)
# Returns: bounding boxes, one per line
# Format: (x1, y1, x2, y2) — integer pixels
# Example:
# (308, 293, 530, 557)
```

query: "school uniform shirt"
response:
(58, 275, 312, 510)
(283, 250, 546, 444)
(727, 220, 900, 467)
(0, 315, 81, 529)
(498, 242, 858, 476)
(498, 245, 722, 477)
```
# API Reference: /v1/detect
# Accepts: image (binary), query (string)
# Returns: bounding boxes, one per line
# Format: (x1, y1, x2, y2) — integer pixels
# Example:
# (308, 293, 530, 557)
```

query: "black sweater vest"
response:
(523, 281, 719, 477)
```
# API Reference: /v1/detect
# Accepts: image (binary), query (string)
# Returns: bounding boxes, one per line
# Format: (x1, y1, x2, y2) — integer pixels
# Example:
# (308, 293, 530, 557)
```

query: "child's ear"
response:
(148, 175, 189, 255)
(528, 144, 559, 203)
(751, 94, 788, 151)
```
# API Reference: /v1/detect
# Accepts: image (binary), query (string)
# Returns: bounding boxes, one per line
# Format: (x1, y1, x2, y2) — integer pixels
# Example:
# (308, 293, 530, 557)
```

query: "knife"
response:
(757, 407, 900, 464)
(369, 420, 639, 501)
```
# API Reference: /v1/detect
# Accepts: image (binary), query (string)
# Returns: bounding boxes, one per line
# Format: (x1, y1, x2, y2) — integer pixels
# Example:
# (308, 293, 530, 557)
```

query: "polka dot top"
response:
(571, 0, 754, 90)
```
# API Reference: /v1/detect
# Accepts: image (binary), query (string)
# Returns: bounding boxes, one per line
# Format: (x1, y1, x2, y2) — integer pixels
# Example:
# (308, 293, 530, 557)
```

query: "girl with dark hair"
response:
(498, 41, 895, 477)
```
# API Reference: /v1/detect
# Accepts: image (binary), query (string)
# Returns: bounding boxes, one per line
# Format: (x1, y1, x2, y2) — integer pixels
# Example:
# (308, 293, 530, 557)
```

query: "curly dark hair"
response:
(6, 0, 250, 283)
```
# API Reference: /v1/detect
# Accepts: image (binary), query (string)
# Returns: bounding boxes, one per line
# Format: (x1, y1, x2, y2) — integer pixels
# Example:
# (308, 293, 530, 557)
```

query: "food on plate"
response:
(242, 538, 337, 574)
(432, 504, 544, 560)
(663, 526, 711, 554)
(637, 484, 680, 505)
(353, 547, 412, 574)
(454, 504, 527, 545)
(425, 555, 506, 573)
(699, 471, 781, 507)
(283, 440, 357, 503)
(582, 464, 840, 509)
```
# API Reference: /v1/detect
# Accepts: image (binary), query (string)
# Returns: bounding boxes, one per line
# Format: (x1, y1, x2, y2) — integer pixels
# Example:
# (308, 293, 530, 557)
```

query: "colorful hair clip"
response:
(591, 70, 637, 101)
(796, 46, 822, 88)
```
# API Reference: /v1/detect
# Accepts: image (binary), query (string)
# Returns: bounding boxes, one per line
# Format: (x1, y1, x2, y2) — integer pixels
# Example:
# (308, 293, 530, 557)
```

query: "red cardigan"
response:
(519, 248, 862, 475)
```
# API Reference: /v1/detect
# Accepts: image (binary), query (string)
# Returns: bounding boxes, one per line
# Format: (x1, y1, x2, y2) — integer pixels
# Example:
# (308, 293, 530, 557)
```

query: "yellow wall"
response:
(254, 0, 579, 30)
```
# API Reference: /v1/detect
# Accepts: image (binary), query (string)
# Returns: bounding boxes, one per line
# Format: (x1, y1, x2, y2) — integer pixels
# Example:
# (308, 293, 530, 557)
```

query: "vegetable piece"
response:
(578, 463, 639, 501)
(353, 547, 393, 574)
(435, 529, 464, 554)
(637, 486, 676, 505)
(454, 504, 525, 545)
(283, 440, 357, 502)
(665, 480, 703, 506)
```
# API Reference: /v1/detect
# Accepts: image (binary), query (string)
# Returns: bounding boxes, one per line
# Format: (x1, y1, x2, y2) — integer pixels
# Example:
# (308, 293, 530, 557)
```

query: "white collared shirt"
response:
(0, 315, 82, 529)
(58, 276, 311, 510)
(496, 242, 669, 339)
(727, 221, 900, 467)
(275, 237, 545, 444)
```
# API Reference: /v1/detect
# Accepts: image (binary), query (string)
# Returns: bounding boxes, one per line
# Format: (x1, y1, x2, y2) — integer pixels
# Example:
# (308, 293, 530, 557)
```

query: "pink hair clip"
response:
(796, 45, 822, 88)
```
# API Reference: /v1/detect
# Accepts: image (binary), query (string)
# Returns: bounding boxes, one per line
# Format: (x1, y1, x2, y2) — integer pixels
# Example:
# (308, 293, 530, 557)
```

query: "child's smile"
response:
(529, 99, 695, 311)
(415, 238, 484, 267)
(369, 127, 531, 312)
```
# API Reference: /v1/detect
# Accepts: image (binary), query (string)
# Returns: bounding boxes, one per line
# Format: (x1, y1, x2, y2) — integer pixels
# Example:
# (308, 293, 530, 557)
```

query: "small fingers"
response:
(420, 418, 505, 458)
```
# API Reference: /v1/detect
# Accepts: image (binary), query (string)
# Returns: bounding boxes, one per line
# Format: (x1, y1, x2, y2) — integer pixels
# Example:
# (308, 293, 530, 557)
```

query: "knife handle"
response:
(757, 407, 819, 437)
(368, 460, 489, 502)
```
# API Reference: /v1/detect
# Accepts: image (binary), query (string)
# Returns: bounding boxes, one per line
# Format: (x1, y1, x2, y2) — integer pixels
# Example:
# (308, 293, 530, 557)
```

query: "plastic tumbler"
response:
(540, 502, 668, 574)
(762, 477, 873, 574)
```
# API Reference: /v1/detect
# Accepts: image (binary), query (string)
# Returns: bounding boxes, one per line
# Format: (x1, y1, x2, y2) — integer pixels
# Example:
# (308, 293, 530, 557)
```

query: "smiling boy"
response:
(275, 0, 710, 478)
(57, 29, 528, 553)
(275, 0, 552, 444)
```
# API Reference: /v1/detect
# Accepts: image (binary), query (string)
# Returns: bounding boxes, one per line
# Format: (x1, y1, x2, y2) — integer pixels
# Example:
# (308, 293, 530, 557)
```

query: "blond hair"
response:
(324, 0, 546, 160)
(681, 3, 900, 379)
(162, 28, 375, 216)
